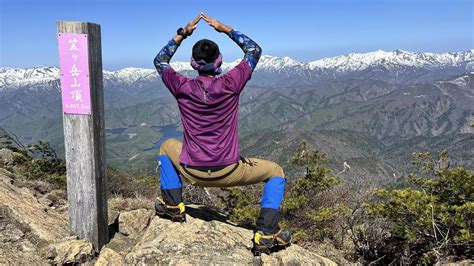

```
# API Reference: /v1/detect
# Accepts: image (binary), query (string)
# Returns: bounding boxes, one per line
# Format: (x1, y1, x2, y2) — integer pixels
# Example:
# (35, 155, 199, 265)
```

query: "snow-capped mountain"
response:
(103, 67, 156, 83)
(308, 49, 474, 72)
(256, 55, 305, 70)
(1, 50, 472, 92)
(0, 67, 60, 91)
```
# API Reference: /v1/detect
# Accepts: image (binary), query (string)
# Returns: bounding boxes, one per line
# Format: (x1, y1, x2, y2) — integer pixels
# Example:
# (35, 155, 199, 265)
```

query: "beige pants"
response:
(159, 138, 285, 187)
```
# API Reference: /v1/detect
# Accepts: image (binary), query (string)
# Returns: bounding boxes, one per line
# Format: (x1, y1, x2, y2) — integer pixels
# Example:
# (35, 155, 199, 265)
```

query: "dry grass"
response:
(108, 194, 154, 212)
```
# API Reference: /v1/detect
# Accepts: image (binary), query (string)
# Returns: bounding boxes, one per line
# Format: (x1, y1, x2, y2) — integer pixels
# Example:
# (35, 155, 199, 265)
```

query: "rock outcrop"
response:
(122, 207, 336, 265)
(95, 247, 125, 265)
(0, 148, 15, 165)
(118, 208, 153, 237)
(0, 168, 69, 264)
(0, 167, 336, 265)
(46, 237, 95, 264)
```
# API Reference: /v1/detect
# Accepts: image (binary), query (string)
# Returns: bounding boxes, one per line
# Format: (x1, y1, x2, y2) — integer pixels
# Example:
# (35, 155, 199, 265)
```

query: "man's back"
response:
(161, 57, 253, 167)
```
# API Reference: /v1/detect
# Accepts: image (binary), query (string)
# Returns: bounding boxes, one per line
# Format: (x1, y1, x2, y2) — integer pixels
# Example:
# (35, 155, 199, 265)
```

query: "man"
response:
(153, 12, 292, 255)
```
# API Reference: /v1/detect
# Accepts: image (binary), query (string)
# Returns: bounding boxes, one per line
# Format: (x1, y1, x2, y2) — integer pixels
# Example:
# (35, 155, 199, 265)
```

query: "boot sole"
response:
(155, 210, 186, 222)
(252, 245, 271, 256)
(155, 203, 186, 223)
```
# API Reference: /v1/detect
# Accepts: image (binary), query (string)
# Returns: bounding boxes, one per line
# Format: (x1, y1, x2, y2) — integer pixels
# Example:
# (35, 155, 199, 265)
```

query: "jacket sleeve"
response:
(222, 29, 262, 93)
(227, 29, 262, 71)
(154, 39, 189, 97)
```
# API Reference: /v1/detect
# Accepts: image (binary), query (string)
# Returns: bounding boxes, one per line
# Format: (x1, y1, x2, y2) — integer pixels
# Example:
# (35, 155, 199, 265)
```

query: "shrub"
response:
(107, 166, 158, 198)
(282, 140, 347, 245)
(356, 150, 473, 264)
(226, 186, 260, 223)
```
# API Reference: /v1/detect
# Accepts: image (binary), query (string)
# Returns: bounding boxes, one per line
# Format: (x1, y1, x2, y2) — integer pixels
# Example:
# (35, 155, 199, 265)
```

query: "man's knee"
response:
(159, 138, 180, 156)
(271, 163, 285, 178)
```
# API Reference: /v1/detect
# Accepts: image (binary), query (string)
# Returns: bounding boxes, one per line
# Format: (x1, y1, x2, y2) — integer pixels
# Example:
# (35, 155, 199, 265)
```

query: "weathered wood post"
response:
(56, 21, 108, 250)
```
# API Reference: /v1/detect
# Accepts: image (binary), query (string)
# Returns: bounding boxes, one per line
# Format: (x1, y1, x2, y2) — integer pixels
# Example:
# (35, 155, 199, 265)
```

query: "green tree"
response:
(0, 130, 67, 190)
(283, 140, 348, 245)
(361, 150, 473, 264)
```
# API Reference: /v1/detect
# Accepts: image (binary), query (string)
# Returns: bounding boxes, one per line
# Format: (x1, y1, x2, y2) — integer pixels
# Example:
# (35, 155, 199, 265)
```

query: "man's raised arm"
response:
(227, 30, 262, 71)
(153, 14, 201, 76)
(201, 13, 262, 71)
(153, 39, 180, 76)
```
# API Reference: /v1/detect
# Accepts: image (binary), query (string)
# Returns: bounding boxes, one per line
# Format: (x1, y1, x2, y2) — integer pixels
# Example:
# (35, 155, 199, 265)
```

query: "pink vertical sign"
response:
(57, 33, 91, 115)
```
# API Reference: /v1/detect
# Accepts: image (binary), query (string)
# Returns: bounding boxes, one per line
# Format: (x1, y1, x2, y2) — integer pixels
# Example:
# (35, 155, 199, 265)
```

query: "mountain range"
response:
(2, 50, 472, 88)
(0, 49, 473, 182)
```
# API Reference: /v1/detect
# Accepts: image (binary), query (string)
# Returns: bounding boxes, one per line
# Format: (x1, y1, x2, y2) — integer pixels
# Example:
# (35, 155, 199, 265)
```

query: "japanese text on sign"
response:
(57, 33, 91, 115)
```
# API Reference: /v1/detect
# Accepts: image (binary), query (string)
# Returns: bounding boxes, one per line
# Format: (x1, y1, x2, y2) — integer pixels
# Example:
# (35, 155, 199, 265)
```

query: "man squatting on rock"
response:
(153, 13, 292, 255)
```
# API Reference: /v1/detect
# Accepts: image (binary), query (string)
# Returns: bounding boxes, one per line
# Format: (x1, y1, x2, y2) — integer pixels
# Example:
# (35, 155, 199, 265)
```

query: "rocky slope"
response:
(0, 160, 336, 265)
(0, 167, 69, 264)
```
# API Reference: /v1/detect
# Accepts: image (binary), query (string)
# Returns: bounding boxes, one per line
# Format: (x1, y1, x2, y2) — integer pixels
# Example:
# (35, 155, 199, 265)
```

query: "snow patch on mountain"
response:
(169, 62, 193, 72)
(444, 72, 473, 87)
(103, 67, 156, 83)
(308, 49, 474, 72)
(0, 67, 59, 90)
(256, 55, 304, 71)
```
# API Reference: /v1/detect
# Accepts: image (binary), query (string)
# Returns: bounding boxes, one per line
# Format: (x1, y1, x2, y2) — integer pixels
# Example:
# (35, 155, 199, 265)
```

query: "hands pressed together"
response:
(156, 12, 260, 75)
(181, 12, 232, 38)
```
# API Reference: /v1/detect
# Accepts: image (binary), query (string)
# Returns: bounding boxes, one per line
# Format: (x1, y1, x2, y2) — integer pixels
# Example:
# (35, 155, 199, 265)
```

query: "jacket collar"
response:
(196, 75, 216, 80)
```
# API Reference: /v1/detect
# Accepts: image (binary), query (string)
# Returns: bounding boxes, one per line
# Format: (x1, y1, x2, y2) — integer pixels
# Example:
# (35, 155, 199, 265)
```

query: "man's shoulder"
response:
(219, 60, 251, 79)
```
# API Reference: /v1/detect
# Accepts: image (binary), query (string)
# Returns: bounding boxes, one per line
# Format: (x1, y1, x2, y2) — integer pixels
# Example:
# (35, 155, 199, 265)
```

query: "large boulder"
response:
(118, 208, 153, 237)
(95, 247, 124, 265)
(46, 237, 95, 264)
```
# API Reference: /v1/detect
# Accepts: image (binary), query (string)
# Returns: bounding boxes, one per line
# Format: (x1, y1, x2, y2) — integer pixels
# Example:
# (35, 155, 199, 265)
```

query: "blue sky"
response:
(1, 0, 472, 70)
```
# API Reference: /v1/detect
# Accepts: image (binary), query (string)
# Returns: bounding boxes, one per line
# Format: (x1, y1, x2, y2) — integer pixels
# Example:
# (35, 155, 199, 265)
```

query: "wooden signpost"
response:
(56, 21, 108, 250)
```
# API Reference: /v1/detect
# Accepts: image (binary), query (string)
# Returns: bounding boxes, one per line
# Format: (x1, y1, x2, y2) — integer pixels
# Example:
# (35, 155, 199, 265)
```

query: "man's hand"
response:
(201, 12, 233, 33)
(183, 13, 202, 37)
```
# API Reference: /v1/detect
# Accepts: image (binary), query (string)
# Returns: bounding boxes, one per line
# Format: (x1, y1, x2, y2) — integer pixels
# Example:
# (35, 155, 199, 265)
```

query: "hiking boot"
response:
(252, 230, 292, 256)
(154, 197, 186, 223)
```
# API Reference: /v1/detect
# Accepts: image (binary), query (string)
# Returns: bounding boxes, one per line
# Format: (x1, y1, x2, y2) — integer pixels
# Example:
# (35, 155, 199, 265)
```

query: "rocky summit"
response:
(0, 167, 336, 265)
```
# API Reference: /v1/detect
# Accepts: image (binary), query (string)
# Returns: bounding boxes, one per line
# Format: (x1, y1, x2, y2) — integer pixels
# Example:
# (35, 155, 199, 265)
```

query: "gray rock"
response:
(95, 247, 124, 266)
(47, 237, 95, 264)
(38, 196, 53, 207)
(118, 208, 153, 237)
(2, 224, 24, 242)
(261, 245, 337, 265)
(0, 149, 14, 165)
(17, 239, 36, 252)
